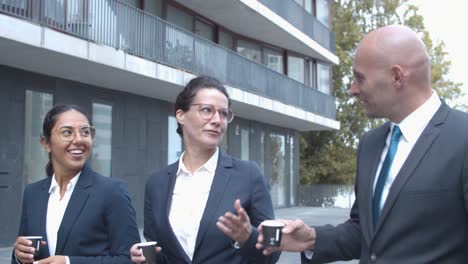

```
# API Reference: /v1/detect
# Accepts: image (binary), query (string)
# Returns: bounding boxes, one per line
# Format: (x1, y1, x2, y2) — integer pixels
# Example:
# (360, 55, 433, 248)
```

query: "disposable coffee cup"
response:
(136, 241, 157, 264)
(262, 220, 285, 247)
(24, 236, 42, 258)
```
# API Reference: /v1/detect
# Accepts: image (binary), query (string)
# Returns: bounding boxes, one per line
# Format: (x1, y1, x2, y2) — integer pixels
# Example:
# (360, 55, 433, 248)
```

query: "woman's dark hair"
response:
(174, 76, 231, 136)
(42, 104, 92, 176)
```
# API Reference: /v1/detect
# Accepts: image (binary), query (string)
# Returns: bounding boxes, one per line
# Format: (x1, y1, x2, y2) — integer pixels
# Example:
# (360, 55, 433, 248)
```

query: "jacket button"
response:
(370, 254, 377, 262)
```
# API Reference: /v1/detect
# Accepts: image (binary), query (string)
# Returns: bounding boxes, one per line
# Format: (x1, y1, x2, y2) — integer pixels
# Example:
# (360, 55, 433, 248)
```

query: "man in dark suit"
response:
(141, 150, 279, 264)
(257, 25, 468, 263)
(13, 164, 140, 264)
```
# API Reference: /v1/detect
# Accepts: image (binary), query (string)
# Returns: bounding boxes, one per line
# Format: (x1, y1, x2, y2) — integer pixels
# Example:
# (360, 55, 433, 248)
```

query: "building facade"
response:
(0, 0, 339, 246)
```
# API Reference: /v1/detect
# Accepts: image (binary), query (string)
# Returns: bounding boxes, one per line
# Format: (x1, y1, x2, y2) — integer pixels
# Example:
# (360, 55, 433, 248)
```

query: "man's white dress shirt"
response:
(373, 91, 441, 210)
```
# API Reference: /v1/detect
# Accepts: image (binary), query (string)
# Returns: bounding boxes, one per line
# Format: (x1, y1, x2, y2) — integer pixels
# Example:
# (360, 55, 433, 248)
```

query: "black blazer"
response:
(143, 151, 280, 264)
(12, 165, 140, 264)
(305, 103, 468, 263)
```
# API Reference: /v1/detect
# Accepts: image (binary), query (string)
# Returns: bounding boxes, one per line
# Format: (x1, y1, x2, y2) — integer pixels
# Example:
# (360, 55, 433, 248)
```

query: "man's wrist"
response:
(305, 226, 316, 251)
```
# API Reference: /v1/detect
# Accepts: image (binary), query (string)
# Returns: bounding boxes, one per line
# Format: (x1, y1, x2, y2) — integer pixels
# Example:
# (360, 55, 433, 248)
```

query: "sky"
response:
(411, 0, 468, 107)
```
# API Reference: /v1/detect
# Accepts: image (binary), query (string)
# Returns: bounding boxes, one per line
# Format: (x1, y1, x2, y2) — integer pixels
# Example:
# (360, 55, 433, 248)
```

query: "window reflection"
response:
(241, 128, 249, 160)
(91, 103, 112, 176)
(288, 55, 305, 84)
(269, 132, 286, 207)
(237, 39, 261, 64)
(317, 63, 331, 94)
(24, 90, 53, 184)
(168, 116, 182, 165)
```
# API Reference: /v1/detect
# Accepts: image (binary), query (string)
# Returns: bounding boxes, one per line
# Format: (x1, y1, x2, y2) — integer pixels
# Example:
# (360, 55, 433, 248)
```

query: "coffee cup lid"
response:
(136, 241, 157, 247)
(24, 236, 43, 240)
(263, 220, 285, 227)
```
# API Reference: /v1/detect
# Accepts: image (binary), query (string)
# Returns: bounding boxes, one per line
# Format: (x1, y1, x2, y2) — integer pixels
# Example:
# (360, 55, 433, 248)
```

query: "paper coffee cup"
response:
(262, 220, 285, 247)
(136, 241, 157, 264)
(24, 236, 42, 258)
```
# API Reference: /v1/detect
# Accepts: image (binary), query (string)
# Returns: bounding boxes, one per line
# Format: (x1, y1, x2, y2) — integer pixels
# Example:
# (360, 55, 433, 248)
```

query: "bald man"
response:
(256, 25, 468, 263)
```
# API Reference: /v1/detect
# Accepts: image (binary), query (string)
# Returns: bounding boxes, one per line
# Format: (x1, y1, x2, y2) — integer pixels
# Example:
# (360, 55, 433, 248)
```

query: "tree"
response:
(300, 0, 464, 184)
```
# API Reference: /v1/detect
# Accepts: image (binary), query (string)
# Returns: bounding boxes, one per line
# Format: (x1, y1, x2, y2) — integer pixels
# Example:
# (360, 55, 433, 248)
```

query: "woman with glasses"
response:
(13, 105, 139, 264)
(130, 76, 280, 264)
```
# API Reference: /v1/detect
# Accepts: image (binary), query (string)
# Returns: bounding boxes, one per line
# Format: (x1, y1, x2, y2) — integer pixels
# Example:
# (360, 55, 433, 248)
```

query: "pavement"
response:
(1, 207, 359, 264)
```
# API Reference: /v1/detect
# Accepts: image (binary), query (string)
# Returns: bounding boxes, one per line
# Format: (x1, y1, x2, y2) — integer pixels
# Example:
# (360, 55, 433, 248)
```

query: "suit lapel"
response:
(55, 166, 93, 255)
(374, 103, 448, 235)
(39, 178, 52, 257)
(361, 124, 389, 243)
(193, 151, 233, 256)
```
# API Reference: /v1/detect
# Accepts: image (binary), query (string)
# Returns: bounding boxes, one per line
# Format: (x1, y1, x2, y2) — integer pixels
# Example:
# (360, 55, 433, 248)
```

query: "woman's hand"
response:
(130, 243, 162, 263)
(14, 236, 42, 264)
(216, 199, 252, 245)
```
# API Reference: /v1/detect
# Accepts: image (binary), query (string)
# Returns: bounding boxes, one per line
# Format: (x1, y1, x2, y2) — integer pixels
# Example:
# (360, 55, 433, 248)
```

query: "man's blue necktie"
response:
(373, 126, 402, 225)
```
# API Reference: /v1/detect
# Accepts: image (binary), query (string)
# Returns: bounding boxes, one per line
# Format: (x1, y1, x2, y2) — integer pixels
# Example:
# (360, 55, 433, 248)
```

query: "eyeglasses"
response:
(190, 104, 234, 123)
(56, 126, 96, 142)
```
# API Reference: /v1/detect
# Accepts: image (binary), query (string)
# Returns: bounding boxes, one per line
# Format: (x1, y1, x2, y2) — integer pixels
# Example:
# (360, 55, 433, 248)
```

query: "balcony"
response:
(257, 0, 335, 52)
(0, 0, 336, 121)
(175, 0, 338, 64)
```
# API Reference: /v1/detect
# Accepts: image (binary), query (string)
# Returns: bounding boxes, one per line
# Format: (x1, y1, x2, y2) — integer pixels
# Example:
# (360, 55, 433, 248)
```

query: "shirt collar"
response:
(177, 147, 219, 176)
(393, 90, 441, 144)
(49, 171, 81, 194)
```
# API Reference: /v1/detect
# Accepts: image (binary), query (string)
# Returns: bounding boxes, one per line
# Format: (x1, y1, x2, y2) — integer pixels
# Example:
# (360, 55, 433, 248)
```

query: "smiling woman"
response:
(12, 105, 140, 264)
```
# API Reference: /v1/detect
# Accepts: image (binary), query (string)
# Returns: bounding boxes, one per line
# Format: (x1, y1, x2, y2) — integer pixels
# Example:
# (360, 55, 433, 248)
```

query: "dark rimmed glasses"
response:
(190, 104, 234, 123)
(56, 125, 96, 142)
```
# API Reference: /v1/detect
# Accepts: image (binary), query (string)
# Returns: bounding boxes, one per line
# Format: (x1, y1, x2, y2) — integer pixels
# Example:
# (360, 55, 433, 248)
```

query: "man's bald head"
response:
(357, 25, 431, 88)
(350, 25, 433, 123)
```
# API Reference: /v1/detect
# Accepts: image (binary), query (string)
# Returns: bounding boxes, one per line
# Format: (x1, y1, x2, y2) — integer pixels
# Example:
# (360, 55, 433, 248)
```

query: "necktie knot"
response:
(391, 126, 402, 143)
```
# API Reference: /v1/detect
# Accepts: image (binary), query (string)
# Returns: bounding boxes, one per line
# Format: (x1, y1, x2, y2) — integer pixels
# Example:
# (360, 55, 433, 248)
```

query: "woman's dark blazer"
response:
(12, 164, 140, 264)
(143, 151, 280, 264)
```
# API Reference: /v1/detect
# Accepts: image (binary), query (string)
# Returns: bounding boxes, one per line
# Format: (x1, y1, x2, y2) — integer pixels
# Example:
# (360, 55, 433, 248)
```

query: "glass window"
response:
(308, 60, 317, 89)
(305, 0, 313, 14)
(219, 30, 234, 50)
(241, 128, 249, 160)
(237, 39, 262, 64)
(269, 132, 286, 207)
(91, 103, 112, 176)
(166, 5, 193, 32)
(316, 0, 329, 28)
(317, 63, 331, 94)
(144, 0, 163, 17)
(168, 116, 182, 164)
(259, 131, 266, 175)
(290, 136, 295, 206)
(24, 90, 53, 184)
(263, 47, 284, 74)
(194, 19, 215, 42)
(288, 55, 305, 84)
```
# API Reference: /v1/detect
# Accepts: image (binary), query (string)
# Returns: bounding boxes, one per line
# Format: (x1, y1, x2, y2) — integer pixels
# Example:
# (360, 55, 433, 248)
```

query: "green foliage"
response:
(300, 0, 464, 184)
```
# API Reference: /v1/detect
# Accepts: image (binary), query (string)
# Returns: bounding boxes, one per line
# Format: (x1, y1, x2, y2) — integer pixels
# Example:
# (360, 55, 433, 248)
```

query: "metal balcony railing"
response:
(0, 0, 336, 119)
(258, 0, 335, 52)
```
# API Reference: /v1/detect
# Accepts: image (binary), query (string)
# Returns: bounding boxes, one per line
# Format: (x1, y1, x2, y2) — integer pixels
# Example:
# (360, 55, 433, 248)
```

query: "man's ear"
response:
(391, 65, 406, 88)
(40, 136, 51, 153)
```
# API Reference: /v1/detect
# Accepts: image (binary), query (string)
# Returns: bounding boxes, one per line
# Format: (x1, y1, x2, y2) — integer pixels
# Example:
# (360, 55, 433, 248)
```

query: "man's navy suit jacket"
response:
(305, 103, 468, 263)
(143, 151, 280, 264)
(12, 164, 140, 264)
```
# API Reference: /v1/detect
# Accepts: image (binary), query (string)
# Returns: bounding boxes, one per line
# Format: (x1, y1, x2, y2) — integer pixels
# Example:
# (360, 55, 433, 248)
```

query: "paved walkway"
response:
(1, 207, 359, 264)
